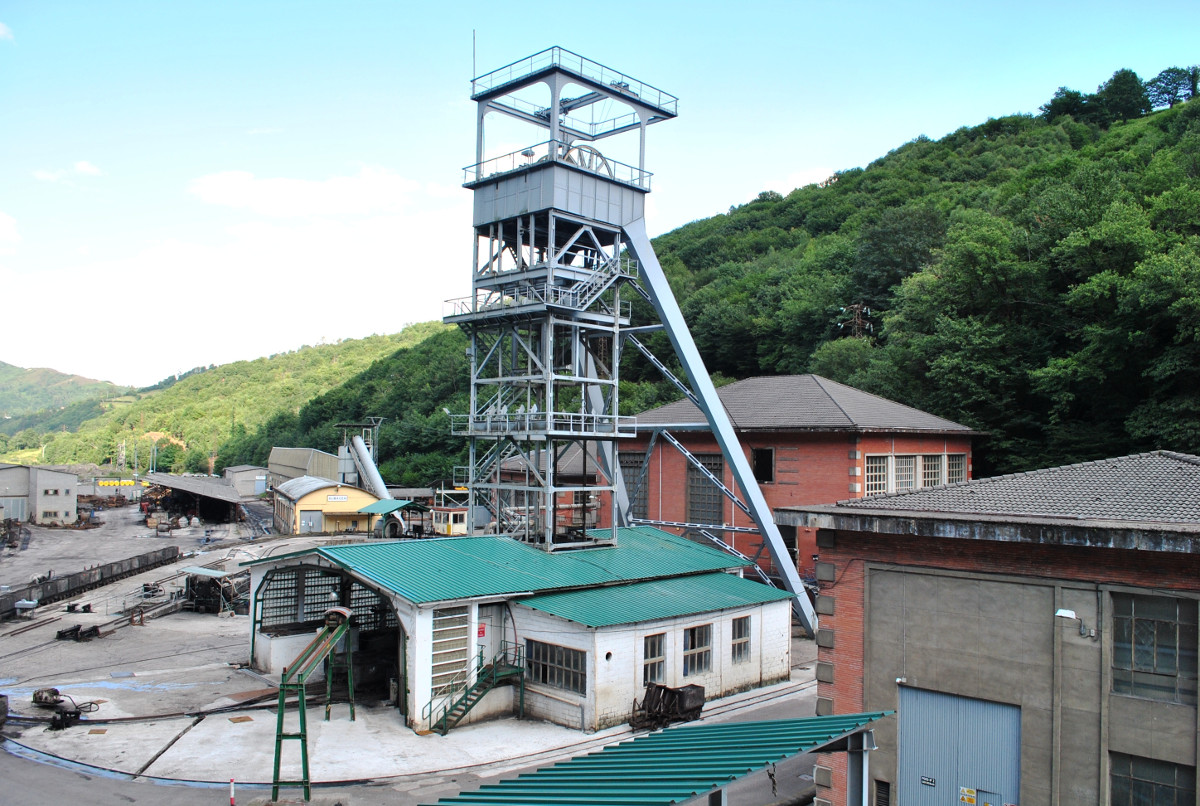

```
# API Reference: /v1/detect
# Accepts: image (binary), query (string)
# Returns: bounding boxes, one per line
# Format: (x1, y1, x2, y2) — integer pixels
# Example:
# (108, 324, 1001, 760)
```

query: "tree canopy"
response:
(9, 64, 1200, 483)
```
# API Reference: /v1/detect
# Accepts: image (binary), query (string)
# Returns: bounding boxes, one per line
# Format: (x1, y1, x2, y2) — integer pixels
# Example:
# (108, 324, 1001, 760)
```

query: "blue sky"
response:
(1, 1, 1197, 387)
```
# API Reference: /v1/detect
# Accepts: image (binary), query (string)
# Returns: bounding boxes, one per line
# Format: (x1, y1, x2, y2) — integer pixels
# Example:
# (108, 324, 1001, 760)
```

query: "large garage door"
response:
(898, 687, 1020, 806)
(0, 497, 28, 521)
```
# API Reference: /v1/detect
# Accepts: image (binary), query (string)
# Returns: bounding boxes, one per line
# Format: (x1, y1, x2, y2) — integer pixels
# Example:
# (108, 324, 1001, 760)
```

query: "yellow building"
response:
(272, 476, 378, 535)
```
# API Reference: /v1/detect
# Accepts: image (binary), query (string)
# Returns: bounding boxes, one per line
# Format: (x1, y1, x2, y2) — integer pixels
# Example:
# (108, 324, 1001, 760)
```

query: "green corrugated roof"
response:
(426, 712, 891, 806)
(302, 527, 746, 604)
(520, 572, 794, 627)
(358, 499, 428, 514)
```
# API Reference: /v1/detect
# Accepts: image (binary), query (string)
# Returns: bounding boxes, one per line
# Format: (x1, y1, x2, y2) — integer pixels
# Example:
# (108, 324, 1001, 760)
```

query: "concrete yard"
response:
(1, 502, 820, 804)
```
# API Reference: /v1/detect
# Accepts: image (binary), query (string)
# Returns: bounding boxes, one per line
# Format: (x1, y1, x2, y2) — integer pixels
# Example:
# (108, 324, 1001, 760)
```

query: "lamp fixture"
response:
(1055, 608, 1098, 640)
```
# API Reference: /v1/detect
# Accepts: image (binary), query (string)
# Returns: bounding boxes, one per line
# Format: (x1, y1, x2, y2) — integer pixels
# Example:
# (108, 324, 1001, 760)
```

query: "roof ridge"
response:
(808, 374, 856, 426)
(810, 373, 971, 428)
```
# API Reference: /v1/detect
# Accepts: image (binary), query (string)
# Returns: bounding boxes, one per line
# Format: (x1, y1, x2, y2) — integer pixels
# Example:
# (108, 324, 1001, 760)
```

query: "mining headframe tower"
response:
(444, 47, 816, 634)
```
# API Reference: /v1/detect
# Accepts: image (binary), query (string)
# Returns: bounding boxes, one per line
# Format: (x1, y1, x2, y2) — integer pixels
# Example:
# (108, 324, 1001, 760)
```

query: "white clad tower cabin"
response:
(444, 48, 815, 634)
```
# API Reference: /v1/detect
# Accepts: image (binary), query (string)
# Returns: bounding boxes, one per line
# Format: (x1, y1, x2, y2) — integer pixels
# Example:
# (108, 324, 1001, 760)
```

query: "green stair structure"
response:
(272, 606, 357, 802)
(424, 642, 525, 736)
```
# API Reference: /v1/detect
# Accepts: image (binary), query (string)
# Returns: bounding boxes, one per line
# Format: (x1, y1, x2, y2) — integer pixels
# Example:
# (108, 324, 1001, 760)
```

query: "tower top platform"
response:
(471, 46, 678, 141)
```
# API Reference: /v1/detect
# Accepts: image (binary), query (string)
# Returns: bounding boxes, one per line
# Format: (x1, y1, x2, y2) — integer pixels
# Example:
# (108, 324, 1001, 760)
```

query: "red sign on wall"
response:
(478, 624, 486, 638)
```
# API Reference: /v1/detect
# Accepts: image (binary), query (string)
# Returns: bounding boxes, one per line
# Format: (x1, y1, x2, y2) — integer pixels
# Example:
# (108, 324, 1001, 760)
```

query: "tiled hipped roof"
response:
(842, 451, 1200, 524)
(635, 374, 974, 433)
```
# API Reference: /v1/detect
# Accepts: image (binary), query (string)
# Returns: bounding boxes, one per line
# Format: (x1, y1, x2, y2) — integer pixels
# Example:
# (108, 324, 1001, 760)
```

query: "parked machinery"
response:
(630, 683, 705, 730)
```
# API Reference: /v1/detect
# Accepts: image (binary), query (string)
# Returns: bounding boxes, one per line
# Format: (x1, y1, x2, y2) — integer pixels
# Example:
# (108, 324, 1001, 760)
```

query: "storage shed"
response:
(271, 476, 378, 535)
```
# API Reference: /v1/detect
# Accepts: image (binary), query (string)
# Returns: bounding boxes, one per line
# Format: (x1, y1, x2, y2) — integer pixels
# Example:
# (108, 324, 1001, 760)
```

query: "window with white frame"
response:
(431, 606, 471, 697)
(863, 454, 967, 495)
(731, 616, 751, 663)
(683, 624, 712, 676)
(947, 453, 966, 484)
(643, 633, 665, 685)
(922, 454, 943, 487)
(865, 456, 888, 494)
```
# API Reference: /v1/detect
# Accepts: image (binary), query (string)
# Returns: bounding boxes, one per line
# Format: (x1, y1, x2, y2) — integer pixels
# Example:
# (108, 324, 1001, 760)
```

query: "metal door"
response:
(299, 510, 322, 534)
(898, 687, 1020, 806)
(478, 604, 501, 662)
(1, 497, 27, 522)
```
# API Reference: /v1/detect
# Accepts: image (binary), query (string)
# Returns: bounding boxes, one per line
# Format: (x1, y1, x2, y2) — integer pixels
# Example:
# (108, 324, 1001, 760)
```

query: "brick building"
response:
(778, 451, 1200, 806)
(622, 375, 975, 578)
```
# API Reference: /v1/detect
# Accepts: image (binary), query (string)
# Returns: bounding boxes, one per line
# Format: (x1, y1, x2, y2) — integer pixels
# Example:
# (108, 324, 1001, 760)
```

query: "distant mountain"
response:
(0, 361, 126, 418)
(2, 324, 451, 471)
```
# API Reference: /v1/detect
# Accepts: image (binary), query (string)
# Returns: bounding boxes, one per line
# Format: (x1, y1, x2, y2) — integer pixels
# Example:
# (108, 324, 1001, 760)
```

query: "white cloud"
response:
(0, 189, 473, 386)
(33, 161, 104, 182)
(0, 22, 13, 41)
(0, 211, 19, 256)
(188, 165, 422, 218)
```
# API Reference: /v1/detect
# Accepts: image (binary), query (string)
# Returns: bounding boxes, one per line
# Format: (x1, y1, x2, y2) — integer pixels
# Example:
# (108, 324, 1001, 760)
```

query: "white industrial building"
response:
(0, 463, 78, 525)
(244, 527, 793, 734)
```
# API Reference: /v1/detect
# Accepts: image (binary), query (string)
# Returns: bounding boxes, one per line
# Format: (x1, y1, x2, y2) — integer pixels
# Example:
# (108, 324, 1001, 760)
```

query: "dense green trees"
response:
(0, 330, 435, 472)
(217, 327, 470, 486)
(248, 86, 1200, 482)
(649, 90, 1200, 476)
(9, 65, 1200, 484)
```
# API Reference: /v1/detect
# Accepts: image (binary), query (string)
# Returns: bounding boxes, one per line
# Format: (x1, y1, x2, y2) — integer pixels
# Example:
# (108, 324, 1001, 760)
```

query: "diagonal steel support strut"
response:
(623, 217, 818, 636)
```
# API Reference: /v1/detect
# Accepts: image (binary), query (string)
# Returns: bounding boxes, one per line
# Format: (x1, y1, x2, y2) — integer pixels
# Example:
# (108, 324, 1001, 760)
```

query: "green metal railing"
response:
(271, 613, 356, 802)
(422, 641, 525, 735)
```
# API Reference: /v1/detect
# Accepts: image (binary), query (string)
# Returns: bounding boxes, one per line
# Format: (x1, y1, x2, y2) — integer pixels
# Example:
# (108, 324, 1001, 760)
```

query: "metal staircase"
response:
(422, 642, 525, 735)
(271, 607, 356, 802)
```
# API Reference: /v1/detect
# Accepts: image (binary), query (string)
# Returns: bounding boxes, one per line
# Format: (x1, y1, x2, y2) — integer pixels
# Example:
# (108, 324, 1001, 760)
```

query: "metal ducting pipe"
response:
(351, 435, 391, 500)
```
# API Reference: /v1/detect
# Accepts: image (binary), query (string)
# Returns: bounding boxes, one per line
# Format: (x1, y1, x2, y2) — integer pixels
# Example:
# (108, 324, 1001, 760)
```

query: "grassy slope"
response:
(10, 323, 451, 468)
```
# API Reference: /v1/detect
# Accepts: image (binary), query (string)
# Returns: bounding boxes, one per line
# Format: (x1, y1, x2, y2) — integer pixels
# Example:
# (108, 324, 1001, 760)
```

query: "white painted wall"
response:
(513, 598, 792, 731)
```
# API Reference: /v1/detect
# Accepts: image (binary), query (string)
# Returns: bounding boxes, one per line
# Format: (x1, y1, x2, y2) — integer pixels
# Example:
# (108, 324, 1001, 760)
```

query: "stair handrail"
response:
(421, 641, 525, 733)
(422, 648, 484, 727)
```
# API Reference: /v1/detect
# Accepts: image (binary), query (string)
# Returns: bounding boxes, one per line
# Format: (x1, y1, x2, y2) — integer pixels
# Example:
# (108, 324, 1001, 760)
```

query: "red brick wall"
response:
(617, 431, 972, 576)
(814, 529, 1200, 802)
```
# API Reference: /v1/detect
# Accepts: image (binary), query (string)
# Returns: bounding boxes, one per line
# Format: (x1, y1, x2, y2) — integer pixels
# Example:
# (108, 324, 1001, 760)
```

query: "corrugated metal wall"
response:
(0, 497, 27, 521)
(898, 687, 1020, 806)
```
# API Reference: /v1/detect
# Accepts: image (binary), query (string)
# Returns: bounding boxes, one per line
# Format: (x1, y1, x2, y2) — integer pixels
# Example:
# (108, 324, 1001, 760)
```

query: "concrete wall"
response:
(30, 467, 77, 524)
(0, 465, 31, 497)
(224, 467, 266, 497)
(812, 529, 1200, 806)
(0, 465, 78, 524)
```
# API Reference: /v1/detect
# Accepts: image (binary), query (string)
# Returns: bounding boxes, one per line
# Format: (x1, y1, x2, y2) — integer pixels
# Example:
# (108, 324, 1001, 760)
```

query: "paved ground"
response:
(1, 505, 820, 805)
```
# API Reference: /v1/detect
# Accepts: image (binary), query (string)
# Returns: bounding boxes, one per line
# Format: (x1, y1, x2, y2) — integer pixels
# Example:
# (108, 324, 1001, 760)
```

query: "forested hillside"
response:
(222, 72, 1200, 482)
(0, 327, 445, 471)
(0, 361, 127, 419)
(19, 68, 1200, 483)
(641, 83, 1200, 474)
(217, 327, 471, 486)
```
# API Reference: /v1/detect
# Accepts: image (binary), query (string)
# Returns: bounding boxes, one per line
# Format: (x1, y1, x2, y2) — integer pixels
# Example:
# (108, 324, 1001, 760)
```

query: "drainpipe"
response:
(847, 729, 877, 805)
